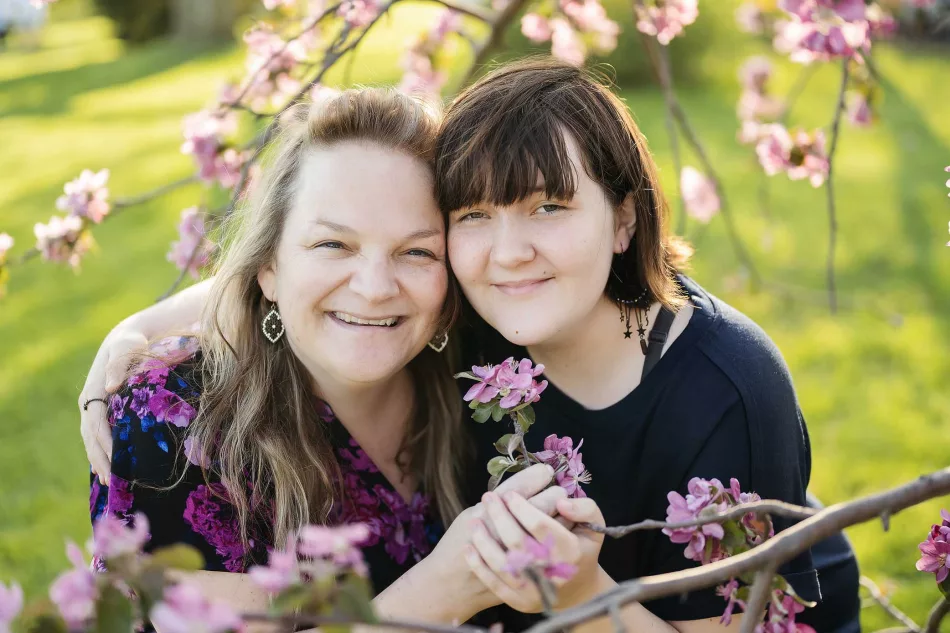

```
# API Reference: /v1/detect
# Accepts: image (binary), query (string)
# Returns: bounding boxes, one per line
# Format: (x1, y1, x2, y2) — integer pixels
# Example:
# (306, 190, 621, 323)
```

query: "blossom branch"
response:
(632, 2, 760, 284)
(824, 58, 850, 314)
(585, 500, 816, 538)
(924, 598, 950, 633)
(523, 467, 950, 633)
(738, 567, 777, 633)
(426, 0, 495, 23)
(860, 575, 921, 632)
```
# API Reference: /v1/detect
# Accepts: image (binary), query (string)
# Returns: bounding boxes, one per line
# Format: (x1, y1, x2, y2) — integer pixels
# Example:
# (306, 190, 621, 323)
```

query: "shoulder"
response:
(108, 337, 204, 481)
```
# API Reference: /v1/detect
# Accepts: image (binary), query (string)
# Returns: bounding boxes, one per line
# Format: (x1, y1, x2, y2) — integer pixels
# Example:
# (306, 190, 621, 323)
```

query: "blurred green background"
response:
(1, 0, 949, 627)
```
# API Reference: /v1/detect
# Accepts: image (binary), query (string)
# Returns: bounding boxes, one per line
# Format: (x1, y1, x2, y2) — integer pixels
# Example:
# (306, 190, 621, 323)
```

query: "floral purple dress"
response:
(89, 339, 441, 592)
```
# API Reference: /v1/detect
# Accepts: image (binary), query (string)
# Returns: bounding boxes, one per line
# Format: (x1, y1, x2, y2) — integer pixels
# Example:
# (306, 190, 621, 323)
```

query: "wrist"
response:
(558, 566, 615, 611)
(375, 555, 481, 625)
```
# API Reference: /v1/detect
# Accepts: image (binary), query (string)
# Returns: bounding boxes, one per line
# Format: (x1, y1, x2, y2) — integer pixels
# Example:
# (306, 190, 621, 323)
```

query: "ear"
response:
(613, 193, 636, 254)
(258, 261, 278, 303)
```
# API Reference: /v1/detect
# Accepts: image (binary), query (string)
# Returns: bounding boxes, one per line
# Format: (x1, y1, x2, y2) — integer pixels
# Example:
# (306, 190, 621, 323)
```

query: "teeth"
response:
(333, 312, 398, 327)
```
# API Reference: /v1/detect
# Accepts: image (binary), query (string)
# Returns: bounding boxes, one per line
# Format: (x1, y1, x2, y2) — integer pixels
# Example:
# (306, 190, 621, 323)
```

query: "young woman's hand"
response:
(79, 279, 213, 484)
(464, 492, 609, 614)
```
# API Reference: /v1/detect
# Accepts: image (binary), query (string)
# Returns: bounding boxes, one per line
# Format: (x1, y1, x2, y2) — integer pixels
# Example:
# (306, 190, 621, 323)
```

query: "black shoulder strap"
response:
(641, 307, 676, 380)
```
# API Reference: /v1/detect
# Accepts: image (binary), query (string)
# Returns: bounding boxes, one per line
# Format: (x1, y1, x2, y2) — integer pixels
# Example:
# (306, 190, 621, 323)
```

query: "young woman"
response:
(83, 87, 565, 626)
(78, 60, 859, 630)
(437, 58, 859, 632)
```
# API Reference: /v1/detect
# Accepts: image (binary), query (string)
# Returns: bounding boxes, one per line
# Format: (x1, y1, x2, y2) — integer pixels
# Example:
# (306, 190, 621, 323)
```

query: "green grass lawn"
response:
(1, 0, 949, 628)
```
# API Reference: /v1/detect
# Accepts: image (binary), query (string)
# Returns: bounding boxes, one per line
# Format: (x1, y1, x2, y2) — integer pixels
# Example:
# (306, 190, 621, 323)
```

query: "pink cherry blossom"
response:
(462, 358, 547, 408)
(738, 119, 772, 145)
(429, 9, 461, 40)
(866, 3, 897, 39)
(635, 0, 699, 46)
(504, 535, 577, 581)
(550, 18, 586, 66)
(34, 214, 90, 268)
(56, 169, 111, 223)
(150, 582, 244, 633)
(562, 0, 620, 52)
(337, 0, 381, 27)
(297, 523, 369, 574)
(0, 233, 12, 262)
(716, 579, 746, 626)
(181, 110, 245, 187)
(167, 207, 214, 279)
(776, 0, 870, 63)
(739, 56, 772, 92)
(263, 0, 297, 9)
(735, 2, 764, 34)
(846, 92, 872, 127)
(755, 124, 828, 187)
(737, 90, 783, 121)
(0, 582, 23, 633)
(249, 539, 300, 593)
(662, 477, 730, 563)
(533, 434, 590, 498)
(680, 166, 720, 223)
(92, 512, 150, 560)
(398, 52, 447, 97)
(521, 13, 553, 43)
(184, 436, 212, 468)
(49, 543, 98, 627)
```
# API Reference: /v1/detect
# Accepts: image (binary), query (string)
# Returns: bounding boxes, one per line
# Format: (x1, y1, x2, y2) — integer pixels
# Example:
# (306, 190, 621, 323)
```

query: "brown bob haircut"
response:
(435, 57, 692, 311)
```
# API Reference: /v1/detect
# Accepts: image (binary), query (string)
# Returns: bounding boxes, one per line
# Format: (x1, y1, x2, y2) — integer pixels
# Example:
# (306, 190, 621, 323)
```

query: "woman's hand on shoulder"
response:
(465, 492, 608, 614)
(80, 323, 150, 484)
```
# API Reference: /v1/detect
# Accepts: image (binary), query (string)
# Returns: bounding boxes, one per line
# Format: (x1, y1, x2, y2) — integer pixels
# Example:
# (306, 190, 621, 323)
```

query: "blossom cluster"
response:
(31, 169, 111, 269)
(520, 0, 620, 67)
(774, 0, 870, 64)
(181, 109, 246, 189)
(755, 124, 829, 188)
(167, 207, 215, 279)
(504, 534, 578, 581)
(249, 523, 370, 593)
(398, 10, 461, 98)
(634, 0, 698, 46)
(662, 477, 814, 631)
(459, 358, 590, 498)
(916, 509, 950, 588)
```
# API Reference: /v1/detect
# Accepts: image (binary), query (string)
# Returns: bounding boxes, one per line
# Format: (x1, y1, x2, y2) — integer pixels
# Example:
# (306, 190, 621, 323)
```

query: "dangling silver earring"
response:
(427, 331, 448, 353)
(262, 303, 284, 343)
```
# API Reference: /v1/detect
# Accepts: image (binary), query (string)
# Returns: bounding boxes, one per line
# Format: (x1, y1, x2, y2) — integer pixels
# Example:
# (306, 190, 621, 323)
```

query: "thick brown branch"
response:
(824, 58, 849, 314)
(860, 576, 921, 632)
(924, 598, 950, 633)
(585, 500, 816, 538)
(524, 468, 950, 633)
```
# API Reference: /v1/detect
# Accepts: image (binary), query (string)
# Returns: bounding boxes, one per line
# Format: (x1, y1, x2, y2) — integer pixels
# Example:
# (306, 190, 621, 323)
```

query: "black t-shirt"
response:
(460, 275, 859, 628)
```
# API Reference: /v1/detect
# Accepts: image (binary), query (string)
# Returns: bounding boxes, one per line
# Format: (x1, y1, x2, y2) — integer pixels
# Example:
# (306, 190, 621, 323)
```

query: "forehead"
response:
(291, 142, 441, 231)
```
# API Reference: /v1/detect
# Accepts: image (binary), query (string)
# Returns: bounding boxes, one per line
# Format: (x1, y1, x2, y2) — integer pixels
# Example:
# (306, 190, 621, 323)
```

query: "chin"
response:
(492, 321, 554, 347)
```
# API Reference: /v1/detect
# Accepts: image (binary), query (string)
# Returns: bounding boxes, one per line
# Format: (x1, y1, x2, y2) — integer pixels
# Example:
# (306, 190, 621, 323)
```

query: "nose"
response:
(490, 217, 535, 268)
(349, 255, 400, 303)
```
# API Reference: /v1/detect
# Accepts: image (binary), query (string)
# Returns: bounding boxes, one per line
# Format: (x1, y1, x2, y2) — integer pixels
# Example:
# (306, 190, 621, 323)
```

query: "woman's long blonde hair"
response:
(189, 88, 466, 553)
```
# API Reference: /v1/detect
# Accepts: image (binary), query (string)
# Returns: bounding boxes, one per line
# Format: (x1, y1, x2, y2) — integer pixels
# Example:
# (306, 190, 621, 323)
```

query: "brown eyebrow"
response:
(311, 220, 440, 241)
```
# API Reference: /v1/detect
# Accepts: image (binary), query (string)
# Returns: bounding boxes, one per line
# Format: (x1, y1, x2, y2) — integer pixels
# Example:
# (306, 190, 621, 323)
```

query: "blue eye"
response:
(406, 249, 436, 258)
(314, 241, 346, 250)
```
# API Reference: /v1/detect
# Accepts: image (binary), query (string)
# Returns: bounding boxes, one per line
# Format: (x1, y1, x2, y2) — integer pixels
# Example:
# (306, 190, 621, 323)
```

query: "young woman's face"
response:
(259, 142, 448, 386)
(447, 133, 628, 347)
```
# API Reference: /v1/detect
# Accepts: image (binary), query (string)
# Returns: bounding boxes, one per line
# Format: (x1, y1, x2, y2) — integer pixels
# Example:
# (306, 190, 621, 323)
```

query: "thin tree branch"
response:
(427, 0, 495, 23)
(860, 576, 921, 632)
(924, 598, 950, 633)
(524, 467, 950, 633)
(824, 58, 850, 314)
(585, 500, 817, 539)
(739, 568, 776, 633)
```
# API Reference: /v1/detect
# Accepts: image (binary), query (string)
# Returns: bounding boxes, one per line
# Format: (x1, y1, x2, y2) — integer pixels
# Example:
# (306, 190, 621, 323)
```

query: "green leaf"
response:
(95, 584, 134, 633)
(472, 405, 492, 423)
(487, 456, 514, 477)
(515, 407, 535, 433)
(334, 575, 378, 624)
(487, 472, 504, 491)
(490, 402, 506, 422)
(26, 614, 68, 633)
(520, 405, 536, 426)
(454, 372, 479, 380)
(148, 544, 205, 571)
(494, 434, 515, 455)
(272, 584, 314, 613)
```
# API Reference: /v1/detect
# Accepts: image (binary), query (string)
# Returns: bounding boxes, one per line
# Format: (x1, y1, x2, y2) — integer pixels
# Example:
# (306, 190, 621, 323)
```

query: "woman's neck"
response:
(314, 369, 415, 457)
(527, 296, 663, 410)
